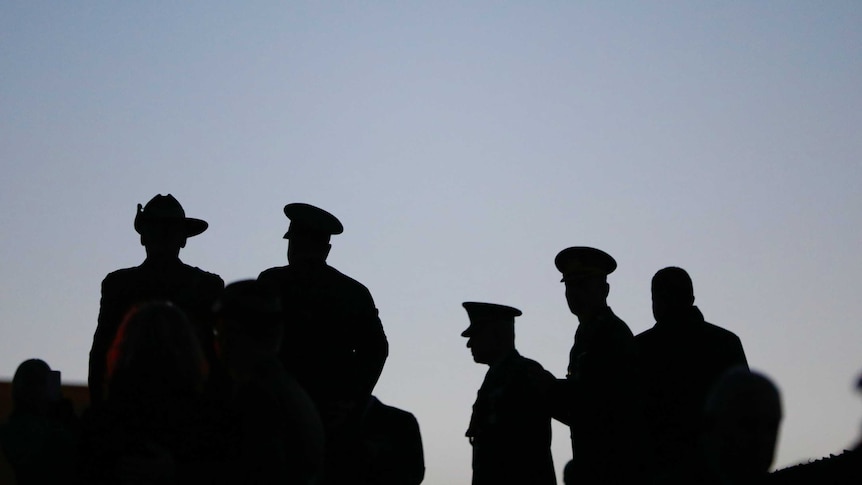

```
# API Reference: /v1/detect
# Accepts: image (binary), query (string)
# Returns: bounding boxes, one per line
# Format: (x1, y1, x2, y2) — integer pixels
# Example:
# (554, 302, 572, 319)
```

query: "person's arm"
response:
(89, 276, 124, 403)
(354, 291, 388, 398)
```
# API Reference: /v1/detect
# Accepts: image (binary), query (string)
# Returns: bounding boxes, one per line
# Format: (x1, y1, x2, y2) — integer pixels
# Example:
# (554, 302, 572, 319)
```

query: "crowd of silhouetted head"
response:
(1, 195, 860, 485)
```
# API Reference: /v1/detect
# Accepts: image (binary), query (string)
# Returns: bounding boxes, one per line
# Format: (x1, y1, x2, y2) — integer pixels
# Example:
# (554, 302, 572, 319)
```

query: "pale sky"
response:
(2, 2, 861, 483)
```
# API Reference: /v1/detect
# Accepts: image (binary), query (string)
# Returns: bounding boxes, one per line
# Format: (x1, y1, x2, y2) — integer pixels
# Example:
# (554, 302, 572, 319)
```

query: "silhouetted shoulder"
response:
(257, 265, 289, 281)
(261, 263, 375, 304)
(637, 318, 740, 345)
(603, 311, 634, 339)
(519, 354, 550, 370)
(101, 265, 141, 287)
(378, 402, 416, 423)
(366, 397, 421, 433)
(261, 263, 370, 289)
(700, 320, 743, 344)
(514, 355, 555, 380)
(103, 262, 222, 287)
(581, 308, 635, 355)
(183, 266, 224, 298)
(634, 325, 666, 348)
(188, 264, 222, 279)
(323, 265, 374, 296)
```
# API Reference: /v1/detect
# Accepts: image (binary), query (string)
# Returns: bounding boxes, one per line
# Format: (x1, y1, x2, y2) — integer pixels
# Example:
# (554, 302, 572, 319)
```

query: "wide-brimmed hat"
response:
(134, 194, 208, 237)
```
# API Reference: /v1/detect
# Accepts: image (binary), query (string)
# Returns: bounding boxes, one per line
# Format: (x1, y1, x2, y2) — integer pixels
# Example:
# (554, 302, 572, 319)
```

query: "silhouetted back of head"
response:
(652, 266, 695, 321)
(703, 367, 782, 482)
(213, 279, 283, 352)
(106, 301, 208, 399)
(282, 203, 342, 264)
(11, 359, 52, 415)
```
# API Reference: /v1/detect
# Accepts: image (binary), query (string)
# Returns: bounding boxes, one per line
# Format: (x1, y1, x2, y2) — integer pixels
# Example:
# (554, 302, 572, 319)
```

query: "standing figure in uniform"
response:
(89, 194, 224, 403)
(257, 203, 388, 431)
(548, 246, 643, 484)
(462, 302, 556, 485)
(636, 266, 749, 481)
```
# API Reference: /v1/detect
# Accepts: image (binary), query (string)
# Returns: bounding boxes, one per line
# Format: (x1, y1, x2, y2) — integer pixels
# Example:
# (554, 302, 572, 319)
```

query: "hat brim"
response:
(555, 246, 617, 280)
(184, 218, 208, 237)
(283, 203, 344, 235)
(135, 217, 208, 237)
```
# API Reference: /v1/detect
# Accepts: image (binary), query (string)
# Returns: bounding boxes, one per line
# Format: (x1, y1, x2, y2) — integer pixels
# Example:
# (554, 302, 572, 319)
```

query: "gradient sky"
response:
(2, 2, 861, 483)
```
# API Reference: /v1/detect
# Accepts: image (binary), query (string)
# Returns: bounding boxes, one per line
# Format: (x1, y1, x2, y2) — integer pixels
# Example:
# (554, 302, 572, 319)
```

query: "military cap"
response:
(555, 246, 617, 282)
(134, 194, 208, 237)
(461, 302, 522, 337)
(282, 203, 344, 240)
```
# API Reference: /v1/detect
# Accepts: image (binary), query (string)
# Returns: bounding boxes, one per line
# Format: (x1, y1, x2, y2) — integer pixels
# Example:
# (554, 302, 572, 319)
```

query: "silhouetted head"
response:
(856, 371, 862, 442)
(11, 358, 54, 415)
(135, 194, 208, 258)
(461, 302, 519, 365)
(563, 459, 576, 485)
(555, 247, 615, 320)
(213, 279, 284, 368)
(652, 266, 695, 322)
(282, 203, 343, 264)
(106, 301, 208, 400)
(703, 367, 782, 483)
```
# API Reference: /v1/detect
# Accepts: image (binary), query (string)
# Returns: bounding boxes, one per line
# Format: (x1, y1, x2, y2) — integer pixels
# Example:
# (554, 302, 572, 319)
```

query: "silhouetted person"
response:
(462, 302, 556, 485)
(357, 395, 425, 485)
(78, 302, 226, 485)
(547, 246, 643, 484)
(637, 266, 749, 480)
(257, 203, 388, 424)
(700, 368, 782, 485)
(0, 359, 78, 485)
(322, 393, 425, 485)
(562, 460, 576, 485)
(89, 194, 224, 403)
(211, 279, 325, 485)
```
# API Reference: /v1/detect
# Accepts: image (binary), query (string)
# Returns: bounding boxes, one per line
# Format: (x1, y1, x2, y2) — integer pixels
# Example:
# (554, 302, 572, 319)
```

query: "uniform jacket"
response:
(467, 350, 556, 485)
(89, 257, 224, 402)
(550, 307, 643, 485)
(636, 305, 748, 476)
(258, 261, 388, 404)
